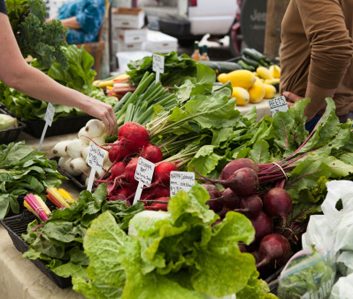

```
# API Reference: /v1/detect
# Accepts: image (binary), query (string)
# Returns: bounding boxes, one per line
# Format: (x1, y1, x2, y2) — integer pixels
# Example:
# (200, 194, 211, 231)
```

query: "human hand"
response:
(282, 91, 318, 121)
(82, 98, 117, 135)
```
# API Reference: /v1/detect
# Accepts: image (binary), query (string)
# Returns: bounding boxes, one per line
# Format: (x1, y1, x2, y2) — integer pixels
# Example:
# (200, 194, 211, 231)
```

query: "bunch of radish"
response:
(98, 122, 177, 210)
(201, 158, 293, 270)
(52, 119, 110, 184)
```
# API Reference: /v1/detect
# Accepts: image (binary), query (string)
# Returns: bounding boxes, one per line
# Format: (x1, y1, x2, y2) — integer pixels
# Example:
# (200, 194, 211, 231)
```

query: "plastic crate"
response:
(0, 108, 26, 144)
(24, 114, 92, 138)
(1, 212, 72, 288)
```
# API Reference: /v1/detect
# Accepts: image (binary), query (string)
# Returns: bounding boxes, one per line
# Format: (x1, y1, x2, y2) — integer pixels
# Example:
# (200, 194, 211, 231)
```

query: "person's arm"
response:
(60, 16, 81, 29)
(0, 13, 116, 134)
(295, 0, 353, 118)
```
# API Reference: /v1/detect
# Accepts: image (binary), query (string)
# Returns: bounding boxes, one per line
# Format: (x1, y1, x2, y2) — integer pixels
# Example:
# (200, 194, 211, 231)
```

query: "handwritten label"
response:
(86, 143, 106, 171)
(134, 157, 155, 186)
(153, 53, 164, 82)
(269, 96, 289, 116)
(170, 171, 195, 196)
(44, 103, 55, 127)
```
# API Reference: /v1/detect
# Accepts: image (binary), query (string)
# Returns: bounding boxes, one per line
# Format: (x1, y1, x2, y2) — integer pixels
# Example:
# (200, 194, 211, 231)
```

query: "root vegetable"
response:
(52, 140, 71, 157)
(78, 128, 91, 144)
(239, 195, 263, 217)
(66, 140, 85, 159)
(263, 187, 292, 223)
(118, 122, 149, 152)
(202, 184, 221, 199)
(110, 162, 126, 179)
(141, 144, 163, 163)
(85, 119, 107, 138)
(219, 188, 240, 209)
(108, 142, 130, 163)
(69, 158, 89, 176)
(80, 146, 89, 161)
(141, 186, 170, 201)
(257, 233, 291, 268)
(251, 211, 273, 241)
(152, 162, 177, 186)
(221, 158, 259, 180)
(145, 197, 169, 211)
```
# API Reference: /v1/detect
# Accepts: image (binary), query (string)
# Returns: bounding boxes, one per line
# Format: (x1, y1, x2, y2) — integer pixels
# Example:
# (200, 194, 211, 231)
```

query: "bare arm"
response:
(60, 16, 81, 29)
(0, 13, 116, 134)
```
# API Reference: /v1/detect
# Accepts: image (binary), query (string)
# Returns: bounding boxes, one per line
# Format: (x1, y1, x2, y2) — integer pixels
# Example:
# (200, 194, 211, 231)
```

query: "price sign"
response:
(86, 143, 107, 192)
(44, 103, 55, 126)
(170, 171, 195, 196)
(269, 96, 289, 116)
(133, 157, 155, 204)
(38, 103, 56, 150)
(152, 53, 165, 82)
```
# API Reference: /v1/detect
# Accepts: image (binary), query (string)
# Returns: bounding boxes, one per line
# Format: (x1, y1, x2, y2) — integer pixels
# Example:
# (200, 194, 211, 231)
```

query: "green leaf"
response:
(250, 140, 270, 163)
(187, 145, 223, 175)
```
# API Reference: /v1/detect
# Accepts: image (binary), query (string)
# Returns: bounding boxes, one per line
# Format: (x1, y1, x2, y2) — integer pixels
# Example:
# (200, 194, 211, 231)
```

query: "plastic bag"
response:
(278, 249, 336, 299)
(329, 273, 353, 299)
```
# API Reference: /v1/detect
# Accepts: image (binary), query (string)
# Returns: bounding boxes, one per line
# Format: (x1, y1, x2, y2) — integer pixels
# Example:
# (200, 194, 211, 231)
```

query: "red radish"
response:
(141, 186, 170, 201)
(145, 197, 169, 211)
(118, 122, 150, 152)
(152, 162, 177, 186)
(221, 158, 259, 180)
(219, 188, 240, 209)
(141, 144, 163, 163)
(204, 167, 259, 197)
(108, 187, 132, 201)
(239, 195, 263, 217)
(263, 188, 292, 223)
(108, 142, 130, 163)
(123, 158, 139, 184)
(257, 233, 291, 268)
(251, 211, 273, 241)
(110, 161, 126, 179)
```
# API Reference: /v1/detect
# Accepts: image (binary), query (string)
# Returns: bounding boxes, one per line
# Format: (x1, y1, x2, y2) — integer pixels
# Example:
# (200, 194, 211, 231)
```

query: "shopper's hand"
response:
(283, 91, 320, 121)
(83, 98, 117, 135)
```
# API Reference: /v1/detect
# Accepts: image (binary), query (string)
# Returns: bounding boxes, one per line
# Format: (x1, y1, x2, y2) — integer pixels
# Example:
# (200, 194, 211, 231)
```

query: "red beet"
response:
(257, 233, 291, 268)
(239, 195, 263, 217)
(220, 188, 240, 209)
(263, 188, 292, 222)
(202, 184, 222, 199)
(251, 211, 273, 241)
(221, 158, 259, 180)
(141, 144, 163, 163)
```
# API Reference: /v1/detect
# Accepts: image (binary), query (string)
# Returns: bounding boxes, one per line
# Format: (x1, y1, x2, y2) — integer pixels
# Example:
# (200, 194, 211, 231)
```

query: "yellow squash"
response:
(256, 66, 273, 80)
(232, 87, 250, 106)
(218, 70, 256, 89)
(264, 84, 277, 99)
(249, 80, 266, 103)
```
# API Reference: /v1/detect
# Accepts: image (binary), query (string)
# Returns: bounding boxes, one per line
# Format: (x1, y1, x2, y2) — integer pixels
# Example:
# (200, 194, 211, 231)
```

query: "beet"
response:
(220, 188, 240, 209)
(239, 195, 263, 217)
(257, 233, 291, 268)
(263, 187, 292, 222)
(141, 144, 163, 163)
(251, 211, 273, 241)
(202, 184, 222, 199)
(207, 198, 223, 212)
(221, 158, 259, 180)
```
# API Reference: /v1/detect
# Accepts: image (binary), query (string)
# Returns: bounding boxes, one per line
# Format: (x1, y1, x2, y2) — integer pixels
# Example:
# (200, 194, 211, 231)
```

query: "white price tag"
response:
(38, 103, 56, 150)
(170, 171, 195, 196)
(44, 103, 55, 127)
(133, 157, 155, 204)
(269, 96, 289, 116)
(86, 143, 106, 170)
(152, 53, 164, 82)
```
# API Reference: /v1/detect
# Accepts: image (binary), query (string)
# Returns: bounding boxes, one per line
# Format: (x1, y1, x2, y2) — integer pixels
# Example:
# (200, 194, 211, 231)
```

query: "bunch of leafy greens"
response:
(23, 184, 144, 278)
(0, 142, 64, 219)
(6, 0, 67, 70)
(72, 185, 277, 299)
(0, 46, 116, 120)
(127, 52, 198, 86)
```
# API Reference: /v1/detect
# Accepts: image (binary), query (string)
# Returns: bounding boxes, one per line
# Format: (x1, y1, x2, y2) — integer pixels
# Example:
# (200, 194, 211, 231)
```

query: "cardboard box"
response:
(116, 29, 147, 44)
(112, 7, 145, 29)
(145, 30, 178, 53)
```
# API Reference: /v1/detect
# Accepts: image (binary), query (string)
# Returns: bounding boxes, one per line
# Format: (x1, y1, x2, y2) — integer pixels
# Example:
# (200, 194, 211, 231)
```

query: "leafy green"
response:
(23, 185, 144, 276)
(0, 142, 64, 219)
(127, 52, 199, 86)
(72, 185, 274, 299)
(6, 0, 67, 69)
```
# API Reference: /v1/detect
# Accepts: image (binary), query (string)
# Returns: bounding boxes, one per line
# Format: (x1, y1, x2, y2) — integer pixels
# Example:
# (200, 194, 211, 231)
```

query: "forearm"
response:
(11, 64, 94, 111)
(60, 16, 80, 29)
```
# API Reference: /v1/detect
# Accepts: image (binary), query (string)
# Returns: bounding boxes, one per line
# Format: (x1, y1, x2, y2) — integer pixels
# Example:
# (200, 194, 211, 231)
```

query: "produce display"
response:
(0, 5, 352, 296)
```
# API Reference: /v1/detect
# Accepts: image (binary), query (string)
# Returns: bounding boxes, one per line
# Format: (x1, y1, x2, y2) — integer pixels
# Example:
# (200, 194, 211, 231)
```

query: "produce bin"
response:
(24, 114, 92, 138)
(1, 212, 72, 289)
(0, 108, 26, 144)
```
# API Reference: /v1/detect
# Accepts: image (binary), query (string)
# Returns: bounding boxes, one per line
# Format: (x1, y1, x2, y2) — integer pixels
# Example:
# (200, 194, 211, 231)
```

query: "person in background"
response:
(280, 0, 353, 131)
(57, 0, 106, 44)
(0, 0, 116, 134)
